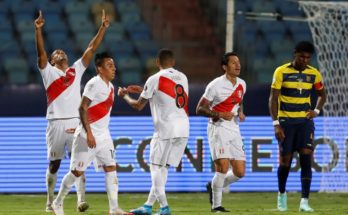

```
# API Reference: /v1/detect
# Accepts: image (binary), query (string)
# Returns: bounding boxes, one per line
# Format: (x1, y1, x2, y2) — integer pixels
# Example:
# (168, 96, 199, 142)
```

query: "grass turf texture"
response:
(0, 192, 347, 214)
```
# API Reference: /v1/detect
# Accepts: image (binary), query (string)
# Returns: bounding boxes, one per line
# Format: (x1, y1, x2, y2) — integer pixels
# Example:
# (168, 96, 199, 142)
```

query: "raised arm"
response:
(34, 10, 48, 69)
(79, 96, 96, 148)
(81, 9, 109, 67)
(118, 87, 148, 111)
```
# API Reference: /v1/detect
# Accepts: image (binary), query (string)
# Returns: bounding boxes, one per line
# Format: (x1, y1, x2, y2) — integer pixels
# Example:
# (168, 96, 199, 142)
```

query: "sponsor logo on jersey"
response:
(306, 75, 311, 82)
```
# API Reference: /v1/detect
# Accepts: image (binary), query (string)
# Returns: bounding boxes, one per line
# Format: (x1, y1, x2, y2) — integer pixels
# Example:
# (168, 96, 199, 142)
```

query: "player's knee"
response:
(235, 171, 245, 178)
(216, 166, 229, 174)
(71, 170, 84, 177)
(49, 160, 61, 174)
(103, 165, 116, 172)
(300, 154, 312, 168)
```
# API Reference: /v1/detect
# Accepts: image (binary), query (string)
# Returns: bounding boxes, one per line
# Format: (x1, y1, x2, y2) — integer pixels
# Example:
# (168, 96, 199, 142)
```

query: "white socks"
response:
(145, 186, 157, 206)
(212, 172, 226, 209)
(46, 168, 57, 204)
(75, 173, 86, 203)
(55, 172, 77, 204)
(105, 171, 119, 213)
(146, 164, 168, 208)
(223, 170, 240, 187)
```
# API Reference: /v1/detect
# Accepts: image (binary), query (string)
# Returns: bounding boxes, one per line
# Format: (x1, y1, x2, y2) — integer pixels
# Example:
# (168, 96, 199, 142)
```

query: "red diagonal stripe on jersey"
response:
(213, 84, 243, 112)
(88, 88, 114, 124)
(158, 76, 189, 115)
(46, 68, 76, 106)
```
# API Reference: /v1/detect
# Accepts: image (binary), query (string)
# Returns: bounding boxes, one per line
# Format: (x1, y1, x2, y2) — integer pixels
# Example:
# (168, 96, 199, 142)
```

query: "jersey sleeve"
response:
(271, 67, 283, 90)
(140, 75, 157, 99)
(83, 79, 97, 101)
(38, 63, 54, 87)
(202, 81, 215, 102)
(313, 70, 324, 90)
(72, 58, 87, 77)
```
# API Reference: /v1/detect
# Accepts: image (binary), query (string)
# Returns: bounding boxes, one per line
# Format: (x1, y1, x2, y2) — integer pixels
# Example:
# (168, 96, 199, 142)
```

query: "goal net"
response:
(299, 1, 348, 192)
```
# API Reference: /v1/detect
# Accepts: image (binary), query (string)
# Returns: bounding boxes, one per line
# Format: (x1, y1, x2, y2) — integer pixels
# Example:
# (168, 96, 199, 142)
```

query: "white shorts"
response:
(207, 123, 246, 161)
(70, 134, 116, 172)
(150, 137, 188, 167)
(46, 118, 80, 161)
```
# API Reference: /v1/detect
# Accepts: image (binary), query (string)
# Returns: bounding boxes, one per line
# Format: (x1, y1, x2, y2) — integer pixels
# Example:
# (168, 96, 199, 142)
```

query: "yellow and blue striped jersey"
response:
(271, 62, 324, 122)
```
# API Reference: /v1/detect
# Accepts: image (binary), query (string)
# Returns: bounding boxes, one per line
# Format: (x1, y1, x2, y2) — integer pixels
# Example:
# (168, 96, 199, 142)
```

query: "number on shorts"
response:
(175, 84, 186, 109)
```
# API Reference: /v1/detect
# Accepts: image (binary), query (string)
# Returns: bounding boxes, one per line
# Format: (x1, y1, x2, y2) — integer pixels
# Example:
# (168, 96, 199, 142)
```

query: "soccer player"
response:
(269, 41, 327, 212)
(118, 49, 189, 215)
(196, 52, 246, 213)
(52, 52, 130, 215)
(34, 10, 109, 212)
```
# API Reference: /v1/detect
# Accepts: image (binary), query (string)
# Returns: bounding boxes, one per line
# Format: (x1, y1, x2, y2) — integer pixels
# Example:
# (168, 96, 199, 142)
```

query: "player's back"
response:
(142, 68, 189, 139)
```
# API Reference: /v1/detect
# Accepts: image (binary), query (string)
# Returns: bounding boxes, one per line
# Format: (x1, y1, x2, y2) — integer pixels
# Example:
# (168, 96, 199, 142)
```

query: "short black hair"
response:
(294, 41, 315, 54)
(221, 52, 237, 66)
(95, 52, 112, 67)
(157, 48, 174, 65)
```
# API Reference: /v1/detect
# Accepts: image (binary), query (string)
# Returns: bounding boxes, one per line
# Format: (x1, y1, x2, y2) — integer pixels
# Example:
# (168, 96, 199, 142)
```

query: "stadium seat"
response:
(108, 41, 135, 58)
(115, 1, 140, 14)
(126, 22, 152, 40)
(10, 0, 36, 14)
(4, 58, 30, 84)
(106, 23, 126, 41)
(38, 1, 62, 13)
(251, 0, 276, 13)
(117, 56, 142, 71)
(252, 57, 275, 84)
(120, 12, 141, 26)
(74, 32, 96, 52)
(64, 1, 91, 14)
(119, 68, 143, 85)
(133, 40, 159, 67)
(91, 1, 117, 26)
(68, 14, 95, 33)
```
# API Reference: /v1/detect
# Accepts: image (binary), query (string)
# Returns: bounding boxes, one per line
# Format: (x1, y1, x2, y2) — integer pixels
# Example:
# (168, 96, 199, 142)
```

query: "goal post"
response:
(299, 1, 348, 192)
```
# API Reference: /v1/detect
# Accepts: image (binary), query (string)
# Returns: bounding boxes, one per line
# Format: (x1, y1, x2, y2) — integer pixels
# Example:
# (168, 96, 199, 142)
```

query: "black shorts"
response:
(278, 119, 315, 155)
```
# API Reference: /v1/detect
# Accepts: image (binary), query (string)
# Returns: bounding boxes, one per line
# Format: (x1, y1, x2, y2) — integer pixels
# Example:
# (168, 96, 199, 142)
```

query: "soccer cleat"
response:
(206, 181, 213, 205)
(211, 206, 230, 213)
(77, 201, 89, 212)
(299, 198, 314, 212)
(154, 206, 171, 215)
(277, 192, 288, 212)
(52, 200, 64, 215)
(45, 202, 53, 212)
(130, 204, 152, 215)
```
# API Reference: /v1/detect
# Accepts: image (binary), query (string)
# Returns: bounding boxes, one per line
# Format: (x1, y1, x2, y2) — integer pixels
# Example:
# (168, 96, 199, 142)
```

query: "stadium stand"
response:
(0, 0, 319, 116)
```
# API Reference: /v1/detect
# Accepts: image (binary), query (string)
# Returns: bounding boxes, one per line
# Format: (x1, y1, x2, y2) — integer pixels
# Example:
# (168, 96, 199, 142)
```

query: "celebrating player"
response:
(196, 52, 246, 213)
(34, 9, 109, 212)
(52, 52, 130, 215)
(118, 48, 189, 215)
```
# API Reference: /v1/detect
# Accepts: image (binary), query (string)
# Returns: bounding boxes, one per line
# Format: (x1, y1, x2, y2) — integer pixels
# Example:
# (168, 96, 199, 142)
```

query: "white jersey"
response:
(140, 67, 189, 139)
(75, 75, 114, 140)
(203, 75, 246, 131)
(38, 59, 86, 119)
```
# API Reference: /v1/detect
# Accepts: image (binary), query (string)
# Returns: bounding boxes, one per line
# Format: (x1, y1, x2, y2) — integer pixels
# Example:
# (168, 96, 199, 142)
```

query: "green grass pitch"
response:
(0, 192, 347, 214)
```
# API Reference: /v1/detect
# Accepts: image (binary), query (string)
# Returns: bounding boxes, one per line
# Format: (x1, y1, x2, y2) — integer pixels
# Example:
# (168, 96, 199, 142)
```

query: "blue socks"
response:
(300, 154, 312, 198)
